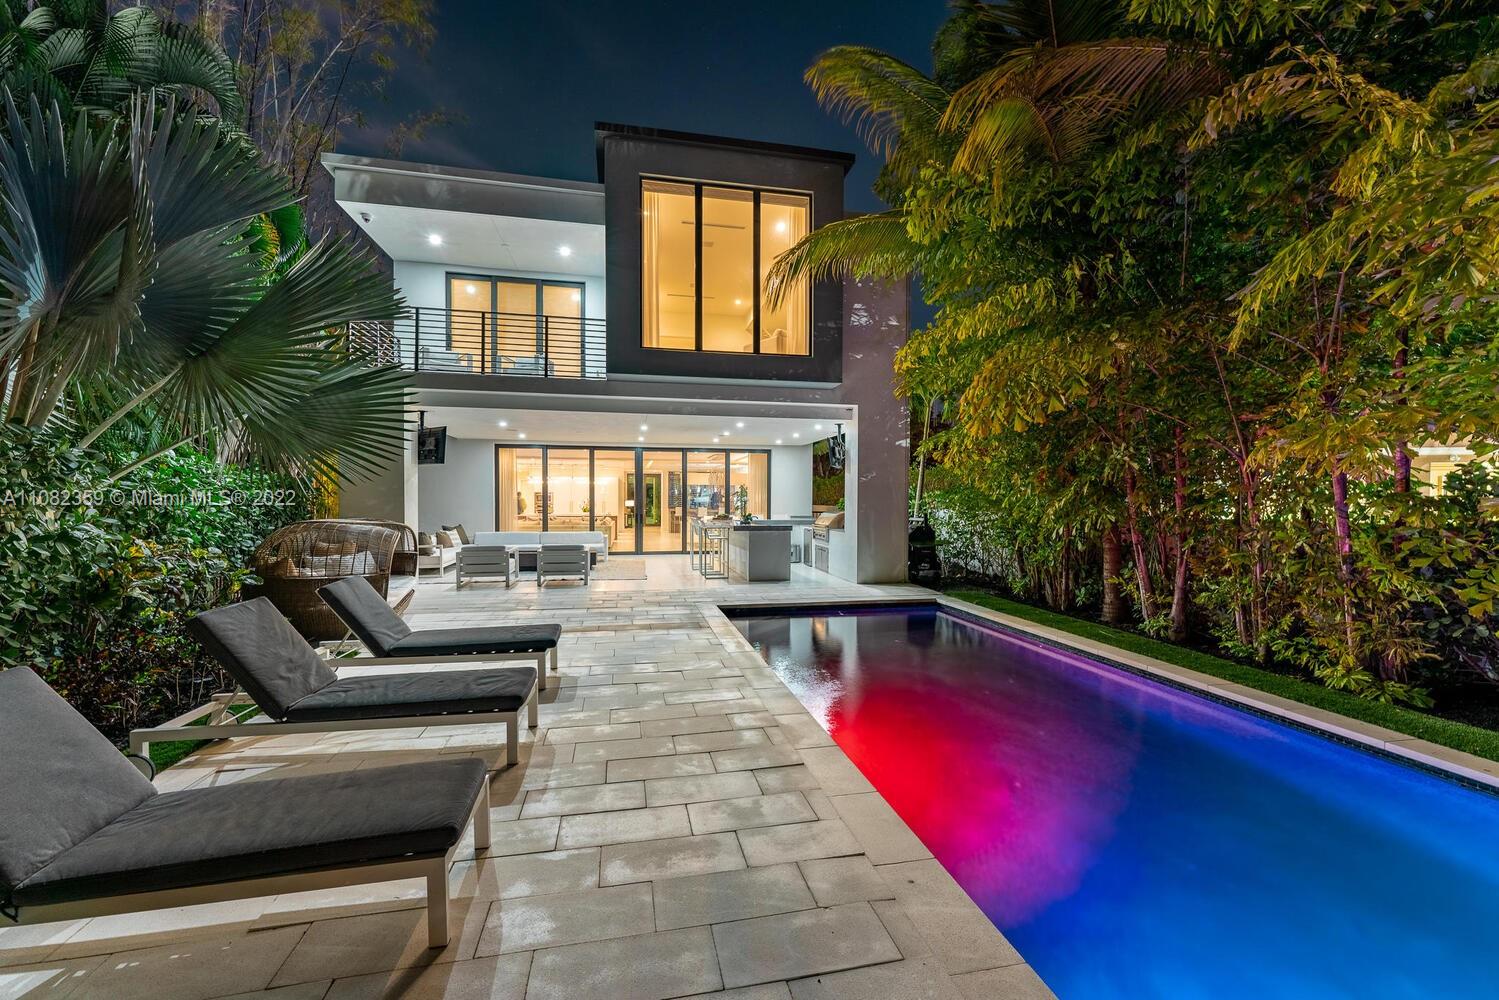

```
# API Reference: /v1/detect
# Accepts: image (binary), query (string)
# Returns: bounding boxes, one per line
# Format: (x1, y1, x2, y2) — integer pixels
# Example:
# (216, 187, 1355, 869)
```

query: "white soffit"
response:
(421, 406, 838, 449)
(344, 204, 605, 276)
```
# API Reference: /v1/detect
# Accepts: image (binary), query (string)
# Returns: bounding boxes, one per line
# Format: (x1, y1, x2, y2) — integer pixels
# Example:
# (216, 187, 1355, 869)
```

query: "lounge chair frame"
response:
(129, 673, 540, 767)
(9, 780, 490, 948)
(319, 646, 559, 690)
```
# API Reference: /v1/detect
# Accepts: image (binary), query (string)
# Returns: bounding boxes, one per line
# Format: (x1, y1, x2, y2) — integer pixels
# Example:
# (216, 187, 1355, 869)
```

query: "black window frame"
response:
(639, 178, 812, 357)
(445, 273, 587, 359)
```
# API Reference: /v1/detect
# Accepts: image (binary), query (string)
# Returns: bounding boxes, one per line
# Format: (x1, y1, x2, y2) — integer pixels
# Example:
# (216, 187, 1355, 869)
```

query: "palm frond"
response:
(232, 359, 412, 481)
(805, 45, 951, 170)
(763, 211, 919, 308)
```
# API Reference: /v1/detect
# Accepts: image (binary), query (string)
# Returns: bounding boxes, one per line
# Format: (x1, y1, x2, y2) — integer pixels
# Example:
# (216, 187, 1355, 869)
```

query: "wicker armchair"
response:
(243, 521, 400, 640)
(340, 518, 419, 576)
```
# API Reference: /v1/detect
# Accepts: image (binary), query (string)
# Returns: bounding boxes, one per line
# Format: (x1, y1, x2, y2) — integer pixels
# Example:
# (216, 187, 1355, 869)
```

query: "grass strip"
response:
(945, 589, 1499, 765)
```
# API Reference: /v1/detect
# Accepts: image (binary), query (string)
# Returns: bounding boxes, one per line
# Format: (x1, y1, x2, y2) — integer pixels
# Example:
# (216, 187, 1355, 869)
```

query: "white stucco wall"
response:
(769, 445, 813, 519)
(416, 436, 496, 535)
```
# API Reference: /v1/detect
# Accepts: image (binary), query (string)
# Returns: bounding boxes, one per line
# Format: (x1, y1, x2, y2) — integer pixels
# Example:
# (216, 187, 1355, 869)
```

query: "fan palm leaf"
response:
(0, 90, 408, 478)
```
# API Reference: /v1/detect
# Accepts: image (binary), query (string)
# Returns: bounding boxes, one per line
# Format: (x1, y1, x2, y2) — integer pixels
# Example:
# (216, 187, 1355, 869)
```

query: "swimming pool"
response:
(729, 604, 1499, 999)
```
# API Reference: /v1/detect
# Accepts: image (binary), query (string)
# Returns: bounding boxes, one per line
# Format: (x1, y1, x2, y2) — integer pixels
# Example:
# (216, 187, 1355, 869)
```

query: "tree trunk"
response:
(1169, 425, 1189, 643)
(1101, 525, 1124, 624)
(1124, 464, 1157, 622)
(1393, 335, 1411, 493)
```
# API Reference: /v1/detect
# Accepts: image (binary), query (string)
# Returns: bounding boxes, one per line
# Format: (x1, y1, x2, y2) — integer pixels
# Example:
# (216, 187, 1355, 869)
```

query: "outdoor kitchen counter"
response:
(724, 522, 793, 582)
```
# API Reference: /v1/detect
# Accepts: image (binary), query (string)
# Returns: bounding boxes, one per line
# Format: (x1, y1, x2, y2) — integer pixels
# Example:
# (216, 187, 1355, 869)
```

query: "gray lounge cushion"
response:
(188, 598, 338, 719)
(388, 625, 561, 657)
(0, 668, 158, 902)
(318, 576, 413, 657)
(283, 667, 538, 723)
(319, 576, 560, 657)
(12, 758, 486, 907)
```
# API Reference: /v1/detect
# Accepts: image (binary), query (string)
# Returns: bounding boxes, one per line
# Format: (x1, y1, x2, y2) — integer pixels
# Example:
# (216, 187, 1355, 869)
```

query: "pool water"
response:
(730, 606, 1499, 999)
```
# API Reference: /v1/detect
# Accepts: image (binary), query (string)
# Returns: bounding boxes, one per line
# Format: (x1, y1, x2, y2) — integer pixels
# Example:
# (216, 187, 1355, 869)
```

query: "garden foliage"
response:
(0, 425, 309, 740)
(785, 0, 1499, 704)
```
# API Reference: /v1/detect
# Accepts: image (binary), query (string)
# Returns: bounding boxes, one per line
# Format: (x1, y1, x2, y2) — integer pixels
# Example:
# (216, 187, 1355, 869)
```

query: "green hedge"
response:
(1, 426, 309, 744)
(947, 589, 1499, 764)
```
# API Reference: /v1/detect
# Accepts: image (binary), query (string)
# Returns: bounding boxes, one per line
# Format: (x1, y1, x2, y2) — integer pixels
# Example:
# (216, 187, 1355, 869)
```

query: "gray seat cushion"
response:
(12, 758, 486, 907)
(318, 576, 413, 657)
(188, 598, 339, 719)
(283, 666, 538, 722)
(388, 625, 561, 657)
(1, 669, 158, 903)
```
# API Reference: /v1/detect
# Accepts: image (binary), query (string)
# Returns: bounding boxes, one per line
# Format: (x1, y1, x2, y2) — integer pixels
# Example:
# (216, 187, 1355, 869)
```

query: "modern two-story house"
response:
(324, 123, 909, 583)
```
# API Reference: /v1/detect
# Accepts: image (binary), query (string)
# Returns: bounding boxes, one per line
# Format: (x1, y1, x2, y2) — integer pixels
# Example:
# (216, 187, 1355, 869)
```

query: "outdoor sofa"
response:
(473, 530, 609, 566)
(128, 597, 540, 766)
(2, 667, 489, 947)
(317, 575, 561, 689)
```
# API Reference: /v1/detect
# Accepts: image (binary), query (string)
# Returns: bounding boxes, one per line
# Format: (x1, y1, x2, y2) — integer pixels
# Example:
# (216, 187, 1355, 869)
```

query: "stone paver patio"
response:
(0, 562, 1055, 999)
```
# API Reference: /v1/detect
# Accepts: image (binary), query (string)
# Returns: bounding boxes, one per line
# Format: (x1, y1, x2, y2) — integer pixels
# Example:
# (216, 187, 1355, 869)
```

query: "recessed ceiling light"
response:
(792, 432, 800, 438)
(639, 423, 648, 431)
(774, 220, 788, 234)
(517, 432, 527, 439)
(735, 421, 745, 429)
(638, 436, 645, 442)
(733, 298, 742, 306)
(557, 245, 573, 257)
(775, 438, 783, 445)
(427, 233, 443, 246)
(814, 423, 823, 430)
(465, 283, 477, 295)
(713, 437, 720, 443)
(497, 419, 508, 428)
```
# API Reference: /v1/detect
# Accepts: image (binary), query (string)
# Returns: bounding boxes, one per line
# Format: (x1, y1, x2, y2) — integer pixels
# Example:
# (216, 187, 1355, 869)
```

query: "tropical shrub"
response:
(0, 424, 309, 741)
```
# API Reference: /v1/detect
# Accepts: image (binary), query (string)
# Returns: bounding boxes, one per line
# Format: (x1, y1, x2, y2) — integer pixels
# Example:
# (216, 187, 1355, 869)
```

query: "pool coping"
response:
(715, 591, 1499, 794)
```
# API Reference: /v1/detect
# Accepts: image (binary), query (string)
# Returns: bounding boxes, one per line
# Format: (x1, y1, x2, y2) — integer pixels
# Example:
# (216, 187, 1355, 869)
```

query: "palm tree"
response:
(765, 0, 1225, 299)
(0, 0, 242, 125)
(0, 91, 408, 481)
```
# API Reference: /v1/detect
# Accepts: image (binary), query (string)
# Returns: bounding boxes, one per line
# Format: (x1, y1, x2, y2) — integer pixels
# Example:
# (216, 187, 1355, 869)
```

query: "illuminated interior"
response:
(641, 179, 810, 356)
(495, 445, 771, 554)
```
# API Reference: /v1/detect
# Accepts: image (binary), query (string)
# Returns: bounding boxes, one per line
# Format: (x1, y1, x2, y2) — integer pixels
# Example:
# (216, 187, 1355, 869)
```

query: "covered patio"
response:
(0, 575, 1051, 1000)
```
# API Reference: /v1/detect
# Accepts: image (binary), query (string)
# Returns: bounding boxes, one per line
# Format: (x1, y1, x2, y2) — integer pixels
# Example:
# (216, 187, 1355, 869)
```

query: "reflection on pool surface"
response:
(730, 606, 1499, 999)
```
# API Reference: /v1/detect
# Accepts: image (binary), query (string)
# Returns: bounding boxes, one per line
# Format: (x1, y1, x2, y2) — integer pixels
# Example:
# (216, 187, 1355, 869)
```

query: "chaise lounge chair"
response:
(2, 667, 488, 947)
(128, 597, 539, 766)
(317, 575, 561, 689)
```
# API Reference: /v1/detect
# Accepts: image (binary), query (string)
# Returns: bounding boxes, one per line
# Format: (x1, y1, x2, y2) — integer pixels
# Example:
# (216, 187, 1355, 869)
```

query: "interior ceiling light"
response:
(639, 423, 649, 431)
(775, 438, 783, 445)
(735, 421, 745, 429)
(557, 245, 573, 257)
(516, 432, 527, 439)
(792, 432, 800, 438)
(638, 436, 646, 442)
(814, 423, 823, 430)
(497, 419, 508, 427)
(774, 220, 788, 234)
(713, 436, 720, 443)
(465, 284, 477, 294)
(427, 233, 443, 246)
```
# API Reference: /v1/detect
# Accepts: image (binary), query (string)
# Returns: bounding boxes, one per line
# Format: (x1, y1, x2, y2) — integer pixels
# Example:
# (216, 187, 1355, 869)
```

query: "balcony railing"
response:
(350, 307, 606, 380)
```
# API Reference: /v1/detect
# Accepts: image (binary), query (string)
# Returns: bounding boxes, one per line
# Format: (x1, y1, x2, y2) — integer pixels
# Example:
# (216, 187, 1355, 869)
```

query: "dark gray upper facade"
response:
(596, 123, 853, 386)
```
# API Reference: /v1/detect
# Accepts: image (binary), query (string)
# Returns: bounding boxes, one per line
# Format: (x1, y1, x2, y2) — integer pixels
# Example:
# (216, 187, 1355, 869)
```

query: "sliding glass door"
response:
(592, 450, 637, 554)
(497, 445, 769, 554)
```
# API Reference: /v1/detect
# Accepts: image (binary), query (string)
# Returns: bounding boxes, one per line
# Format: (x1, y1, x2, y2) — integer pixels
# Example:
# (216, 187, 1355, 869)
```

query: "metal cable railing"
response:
(350, 307, 606, 379)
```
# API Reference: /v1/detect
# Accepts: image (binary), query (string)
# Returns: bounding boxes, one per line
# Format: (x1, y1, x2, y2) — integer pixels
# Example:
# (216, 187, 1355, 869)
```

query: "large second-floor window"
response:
(641, 178, 810, 356)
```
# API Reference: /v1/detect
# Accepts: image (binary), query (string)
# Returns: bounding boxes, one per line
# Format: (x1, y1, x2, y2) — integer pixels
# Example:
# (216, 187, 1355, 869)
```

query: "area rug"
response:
(592, 558, 648, 580)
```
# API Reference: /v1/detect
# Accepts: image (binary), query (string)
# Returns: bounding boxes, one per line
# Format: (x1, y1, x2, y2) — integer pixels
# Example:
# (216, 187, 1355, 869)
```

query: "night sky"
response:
(342, 1, 950, 216)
